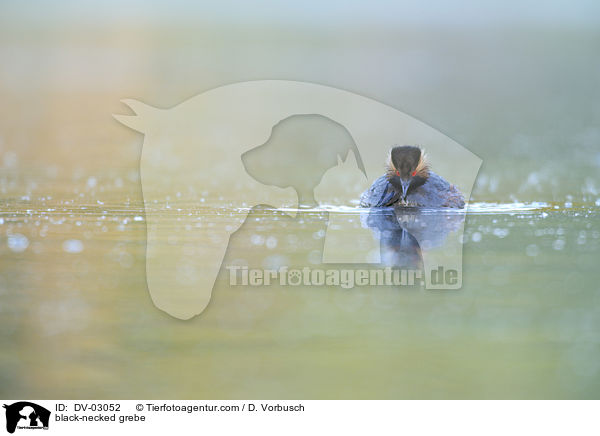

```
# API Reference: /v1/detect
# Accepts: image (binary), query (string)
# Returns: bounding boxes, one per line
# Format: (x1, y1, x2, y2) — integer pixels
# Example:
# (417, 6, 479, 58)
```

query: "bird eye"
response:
(411, 171, 416, 177)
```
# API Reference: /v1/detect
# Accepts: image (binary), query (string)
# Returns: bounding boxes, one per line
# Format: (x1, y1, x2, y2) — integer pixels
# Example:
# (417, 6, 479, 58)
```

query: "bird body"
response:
(360, 146, 465, 208)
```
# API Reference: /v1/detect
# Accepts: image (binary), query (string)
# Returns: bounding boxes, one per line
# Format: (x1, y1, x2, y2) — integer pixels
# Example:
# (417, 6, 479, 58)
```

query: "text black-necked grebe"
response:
(360, 145, 465, 208)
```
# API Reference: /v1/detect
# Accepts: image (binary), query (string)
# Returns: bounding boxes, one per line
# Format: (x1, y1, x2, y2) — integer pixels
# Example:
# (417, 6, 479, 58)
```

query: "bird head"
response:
(386, 145, 430, 201)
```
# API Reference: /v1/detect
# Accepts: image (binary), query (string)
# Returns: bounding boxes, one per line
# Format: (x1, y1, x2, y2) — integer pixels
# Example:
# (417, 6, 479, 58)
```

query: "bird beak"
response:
(400, 179, 411, 199)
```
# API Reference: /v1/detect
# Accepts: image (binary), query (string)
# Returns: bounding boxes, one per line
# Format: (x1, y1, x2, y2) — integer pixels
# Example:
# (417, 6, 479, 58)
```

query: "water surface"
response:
(2, 174, 598, 398)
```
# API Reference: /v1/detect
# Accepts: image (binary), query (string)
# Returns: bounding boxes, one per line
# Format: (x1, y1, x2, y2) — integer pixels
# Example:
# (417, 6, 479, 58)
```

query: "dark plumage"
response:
(360, 145, 465, 208)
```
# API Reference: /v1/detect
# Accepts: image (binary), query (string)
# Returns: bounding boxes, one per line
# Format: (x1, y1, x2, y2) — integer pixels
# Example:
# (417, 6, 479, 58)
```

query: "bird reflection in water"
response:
(361, 206, 465, 271)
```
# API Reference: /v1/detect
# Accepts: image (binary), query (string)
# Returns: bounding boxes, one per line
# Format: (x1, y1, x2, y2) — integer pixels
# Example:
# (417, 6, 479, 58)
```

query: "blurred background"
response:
(1, 0, 599, 398)
(1, 0, 599, 201)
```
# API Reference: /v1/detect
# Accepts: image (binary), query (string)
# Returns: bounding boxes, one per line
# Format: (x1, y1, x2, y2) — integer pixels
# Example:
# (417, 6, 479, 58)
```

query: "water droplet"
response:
(286, 234, 299, 245)
(313, 230, 326, 239)
(63, 239, 84, 253)
(526, 244, 539, 257)
(265, 236, 277, 249)
(493, 228, 509, 238)
(8, 234, 29, 252)
(3, 151, 17, 168)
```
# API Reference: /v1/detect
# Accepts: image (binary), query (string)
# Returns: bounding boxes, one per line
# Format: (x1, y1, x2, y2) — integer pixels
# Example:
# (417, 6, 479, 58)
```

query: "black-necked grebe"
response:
(360, 145, 465, 208)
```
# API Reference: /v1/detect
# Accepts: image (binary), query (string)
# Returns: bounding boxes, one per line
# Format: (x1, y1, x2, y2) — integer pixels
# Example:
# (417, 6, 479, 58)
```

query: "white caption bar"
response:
(0, 400, 597, 436)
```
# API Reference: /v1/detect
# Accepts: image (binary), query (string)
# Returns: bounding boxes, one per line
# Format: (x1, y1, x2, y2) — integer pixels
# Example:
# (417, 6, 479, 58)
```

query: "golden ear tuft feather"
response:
(385, 148, 396, 178)
(415, 148, 430, 177)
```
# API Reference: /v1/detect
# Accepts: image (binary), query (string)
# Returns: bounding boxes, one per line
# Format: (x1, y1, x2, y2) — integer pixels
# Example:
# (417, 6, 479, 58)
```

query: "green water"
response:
(1, 172, 599, 399)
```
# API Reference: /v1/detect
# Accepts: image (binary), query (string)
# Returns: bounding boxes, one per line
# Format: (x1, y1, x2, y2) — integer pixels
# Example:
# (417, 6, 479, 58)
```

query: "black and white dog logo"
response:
(3, 402, 50, 434)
